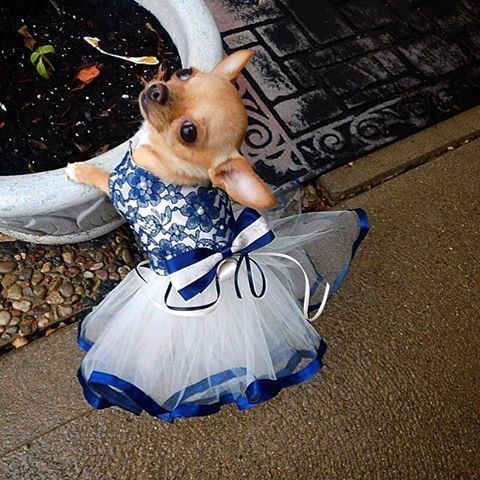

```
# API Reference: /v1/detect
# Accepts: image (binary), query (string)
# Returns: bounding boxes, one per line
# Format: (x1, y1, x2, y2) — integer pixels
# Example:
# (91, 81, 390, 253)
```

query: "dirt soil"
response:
(0, 0, 180, 176)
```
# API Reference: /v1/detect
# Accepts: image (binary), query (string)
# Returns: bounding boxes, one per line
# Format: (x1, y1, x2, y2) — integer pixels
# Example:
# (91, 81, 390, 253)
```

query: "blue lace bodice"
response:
(109, 151, 235, 275)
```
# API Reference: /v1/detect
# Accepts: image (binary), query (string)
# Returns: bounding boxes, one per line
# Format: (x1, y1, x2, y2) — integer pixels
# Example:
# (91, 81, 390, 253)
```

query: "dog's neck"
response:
(133, 123, 210, 186)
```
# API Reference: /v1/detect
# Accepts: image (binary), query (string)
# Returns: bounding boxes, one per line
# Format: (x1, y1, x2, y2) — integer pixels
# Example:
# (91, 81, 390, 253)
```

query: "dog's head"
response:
(138, 50, 276, 209)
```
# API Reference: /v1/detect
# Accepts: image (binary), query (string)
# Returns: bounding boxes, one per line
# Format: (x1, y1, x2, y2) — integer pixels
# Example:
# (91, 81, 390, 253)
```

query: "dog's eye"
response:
(175, 68, 193, 81)
(180, 122, 197, 144)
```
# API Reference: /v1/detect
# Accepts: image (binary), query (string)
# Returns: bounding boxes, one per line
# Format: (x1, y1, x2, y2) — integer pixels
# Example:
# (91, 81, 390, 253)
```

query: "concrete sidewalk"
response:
(0, 139, 479, 479)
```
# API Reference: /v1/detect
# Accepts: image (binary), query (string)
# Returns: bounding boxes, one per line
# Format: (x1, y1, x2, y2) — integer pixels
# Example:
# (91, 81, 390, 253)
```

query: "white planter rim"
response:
(0, 0, 222, 221)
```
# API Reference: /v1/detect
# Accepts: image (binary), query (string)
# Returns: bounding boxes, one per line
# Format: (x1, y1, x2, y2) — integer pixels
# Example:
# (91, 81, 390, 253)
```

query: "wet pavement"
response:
(0, 130, 478, 479)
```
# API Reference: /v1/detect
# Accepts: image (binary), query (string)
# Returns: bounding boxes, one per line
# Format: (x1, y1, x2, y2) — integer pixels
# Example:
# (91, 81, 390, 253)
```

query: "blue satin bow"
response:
(165, 208, 275, 301)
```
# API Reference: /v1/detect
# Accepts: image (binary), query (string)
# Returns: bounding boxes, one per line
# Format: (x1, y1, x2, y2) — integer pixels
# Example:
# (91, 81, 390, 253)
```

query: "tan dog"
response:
(67, 50, 276, 210)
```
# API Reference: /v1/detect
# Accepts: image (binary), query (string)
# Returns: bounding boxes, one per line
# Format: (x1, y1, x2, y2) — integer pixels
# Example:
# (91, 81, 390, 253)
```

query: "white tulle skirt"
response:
(77, 209, 368, 422)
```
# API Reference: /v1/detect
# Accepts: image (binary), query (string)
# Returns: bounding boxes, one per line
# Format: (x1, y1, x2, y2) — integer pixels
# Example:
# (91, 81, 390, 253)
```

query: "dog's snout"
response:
(147, 82, 169, 105)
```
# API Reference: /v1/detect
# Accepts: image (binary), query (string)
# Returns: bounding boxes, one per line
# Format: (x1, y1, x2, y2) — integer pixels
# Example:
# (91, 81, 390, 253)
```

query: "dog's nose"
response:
(147, 82, 169, 105)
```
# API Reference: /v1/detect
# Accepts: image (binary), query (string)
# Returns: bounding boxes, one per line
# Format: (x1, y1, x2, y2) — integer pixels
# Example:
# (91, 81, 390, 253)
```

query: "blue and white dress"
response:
(77, 150, 369, 422)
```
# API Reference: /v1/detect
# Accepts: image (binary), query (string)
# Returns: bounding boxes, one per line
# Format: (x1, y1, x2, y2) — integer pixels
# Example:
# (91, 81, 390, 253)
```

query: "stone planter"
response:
(0, 0, 222, 244)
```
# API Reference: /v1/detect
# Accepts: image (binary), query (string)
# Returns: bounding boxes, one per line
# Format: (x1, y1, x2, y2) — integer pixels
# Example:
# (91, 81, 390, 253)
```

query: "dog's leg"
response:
(66, 163, 110, 194)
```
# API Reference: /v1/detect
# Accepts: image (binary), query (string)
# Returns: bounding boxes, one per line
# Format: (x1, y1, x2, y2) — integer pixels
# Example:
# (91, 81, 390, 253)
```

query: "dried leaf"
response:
(18, 25, 36, 51)
(83, 36, 159, 65)
(12, 337, 29, 348)
(73, 142, 89, 153)
(72, 63, 102, 91)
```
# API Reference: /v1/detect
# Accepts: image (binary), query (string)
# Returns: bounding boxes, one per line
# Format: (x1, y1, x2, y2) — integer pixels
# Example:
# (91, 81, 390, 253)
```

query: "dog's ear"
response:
(213, 50, 255, 82)
(209, 154, 276, 209)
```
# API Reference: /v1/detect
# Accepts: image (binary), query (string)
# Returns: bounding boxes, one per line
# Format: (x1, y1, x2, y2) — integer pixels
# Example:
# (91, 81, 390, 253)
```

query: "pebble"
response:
(59, 281, 74, 298)
(95, 269, 109, 281)
(48, 278, 63, 293)
(5, 325, 18, 335)
(0, 225, 140, 348)
(62, 251, 75, 264)
(33, 303, 50, 315)
(19, 316, 37, 336)
(22, 287, 35, 297)
(37, 316, 50, 328)
(67, 266, 80, 277)
(107, 264, 117, 273)
(57, 305, 73, 318)
(31, 271, 44, 286)
(12, 300, 32, 312)
(33, 285, 47, 299)
(118, 266, 131, 279)
(69, 294, 81, 305)
(7, 284, 23, 300)
(109, 272, 120, 281)
(40, 262, 52, 273)
(121, 248, 134, 264)
(92, 252, 104, 263)
(0, 261, 17, 273)
(1, 274, 18, 289)
(0, 311, 11, 326)
(9, 316, 21, 326)
(18, 267, 33, 280)
(75, 286, 85, 295)
(46, 291, 64, 305)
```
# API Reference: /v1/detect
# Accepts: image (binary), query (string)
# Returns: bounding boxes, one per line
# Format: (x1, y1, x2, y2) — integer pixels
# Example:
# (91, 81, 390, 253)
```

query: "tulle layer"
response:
(76, 209, 368, 421)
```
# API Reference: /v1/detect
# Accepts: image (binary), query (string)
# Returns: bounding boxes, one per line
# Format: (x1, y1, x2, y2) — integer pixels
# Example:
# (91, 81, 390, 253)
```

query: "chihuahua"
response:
(66, 50, 276, 210)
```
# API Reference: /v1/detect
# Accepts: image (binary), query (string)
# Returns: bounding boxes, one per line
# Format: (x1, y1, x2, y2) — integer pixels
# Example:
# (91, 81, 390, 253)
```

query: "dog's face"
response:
(138, 50, 276, 210)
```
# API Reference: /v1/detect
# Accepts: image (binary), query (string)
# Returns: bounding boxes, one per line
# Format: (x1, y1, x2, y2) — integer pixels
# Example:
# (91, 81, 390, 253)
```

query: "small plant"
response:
(30, 45, 55, 79)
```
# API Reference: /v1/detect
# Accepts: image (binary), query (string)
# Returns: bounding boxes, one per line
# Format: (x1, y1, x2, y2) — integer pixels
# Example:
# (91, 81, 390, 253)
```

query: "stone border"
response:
(318, 106, 480, 204)
(0, 0, 223, 245)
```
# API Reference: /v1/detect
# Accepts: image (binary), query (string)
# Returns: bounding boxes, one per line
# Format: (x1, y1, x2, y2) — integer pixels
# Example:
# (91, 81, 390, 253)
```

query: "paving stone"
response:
(256, 21, 311, 57)
(372, 49, 409, 76)
(420, 2, 476, 32)
(223, 30, 258, 50)
(340, 0, 400, 32)
(274, 89, 343, 135)
(245, 45, 297, 101)
(399, 35, 470, 78)
(457, 30, 480, 60)
(386, 0, 437, 33)
(208, 0, 283, 31)
(280, 0, 354, 45)
(322, 57, 390, 96)
(344, 75, 422, 109)
(306, 31, 397, 69)
(283, 58, 318, 89)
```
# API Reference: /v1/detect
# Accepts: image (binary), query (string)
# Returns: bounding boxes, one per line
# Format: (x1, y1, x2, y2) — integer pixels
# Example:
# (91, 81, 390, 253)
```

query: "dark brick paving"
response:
(206, 0, 480, 187)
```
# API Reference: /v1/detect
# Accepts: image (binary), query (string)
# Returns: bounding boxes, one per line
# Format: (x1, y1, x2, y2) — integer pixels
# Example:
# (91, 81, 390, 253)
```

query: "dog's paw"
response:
(66, 162, 91, 184)
(66, 163, 80, 182)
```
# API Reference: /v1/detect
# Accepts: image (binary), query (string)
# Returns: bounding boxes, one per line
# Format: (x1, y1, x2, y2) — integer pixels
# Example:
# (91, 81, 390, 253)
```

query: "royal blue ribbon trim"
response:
(330, 208, 370, 294)
(76, 333, 327, 423)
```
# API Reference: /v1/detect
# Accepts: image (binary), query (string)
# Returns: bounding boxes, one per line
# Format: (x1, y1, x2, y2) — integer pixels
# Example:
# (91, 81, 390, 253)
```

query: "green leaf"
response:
(38, 45, 55, 55)
(36, 58, 50, 79)
(30, 51, 40, 65)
